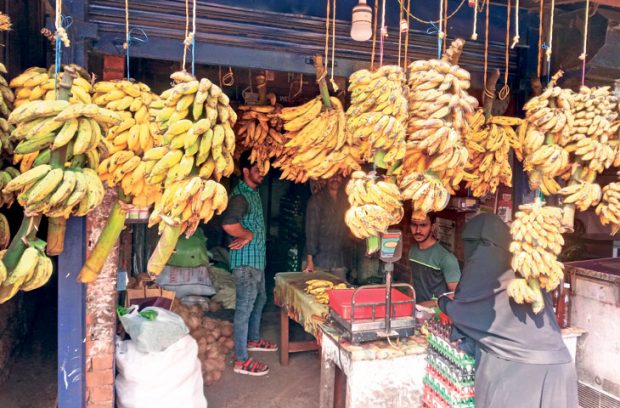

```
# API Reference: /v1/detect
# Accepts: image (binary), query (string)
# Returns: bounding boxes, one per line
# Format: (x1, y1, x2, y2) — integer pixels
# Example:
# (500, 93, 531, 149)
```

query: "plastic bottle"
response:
(556, 283, 571, 329)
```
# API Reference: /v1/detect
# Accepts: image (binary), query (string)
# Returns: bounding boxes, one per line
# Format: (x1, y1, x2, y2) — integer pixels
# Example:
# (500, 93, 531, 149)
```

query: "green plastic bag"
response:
(166, 228, 209, 268)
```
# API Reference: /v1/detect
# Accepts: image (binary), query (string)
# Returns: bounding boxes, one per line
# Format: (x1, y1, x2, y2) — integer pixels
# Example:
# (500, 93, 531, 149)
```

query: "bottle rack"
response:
(423, 317, 475, 408)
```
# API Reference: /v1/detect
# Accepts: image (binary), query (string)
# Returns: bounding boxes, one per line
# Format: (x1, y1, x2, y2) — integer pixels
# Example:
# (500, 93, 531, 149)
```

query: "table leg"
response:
(334, 365, 347, 408)
(319, 347, 336, 408)
(280, 305, 290, 366)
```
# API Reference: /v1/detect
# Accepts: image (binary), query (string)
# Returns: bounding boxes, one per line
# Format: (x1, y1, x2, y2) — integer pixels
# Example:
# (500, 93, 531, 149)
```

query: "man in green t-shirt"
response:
(409, 213, 460, 307)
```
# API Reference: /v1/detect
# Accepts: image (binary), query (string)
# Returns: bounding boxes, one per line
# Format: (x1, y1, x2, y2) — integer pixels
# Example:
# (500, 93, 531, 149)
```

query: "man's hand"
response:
(229, 237, 252, 250)
(304, 257, 315, 273)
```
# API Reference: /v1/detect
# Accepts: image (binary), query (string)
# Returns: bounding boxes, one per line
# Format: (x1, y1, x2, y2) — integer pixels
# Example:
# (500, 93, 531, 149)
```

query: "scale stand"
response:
(377, 230, 405, 338)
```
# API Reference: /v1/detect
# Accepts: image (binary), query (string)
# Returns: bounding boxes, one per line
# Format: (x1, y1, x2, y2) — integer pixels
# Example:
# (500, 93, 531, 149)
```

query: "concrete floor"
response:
(206, 304, 322, 408)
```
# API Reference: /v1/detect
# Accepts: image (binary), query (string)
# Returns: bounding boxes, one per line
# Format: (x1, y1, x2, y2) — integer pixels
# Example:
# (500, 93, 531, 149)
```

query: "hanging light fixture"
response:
(351, 0, 373, 41)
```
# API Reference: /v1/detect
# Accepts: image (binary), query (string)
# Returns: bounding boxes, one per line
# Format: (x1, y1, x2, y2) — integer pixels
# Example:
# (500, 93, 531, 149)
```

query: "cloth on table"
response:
(274, 272, 343, 340)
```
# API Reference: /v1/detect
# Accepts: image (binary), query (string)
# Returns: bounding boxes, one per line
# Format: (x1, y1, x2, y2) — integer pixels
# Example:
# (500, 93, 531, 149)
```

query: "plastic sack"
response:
(167, 229, 209, 268)
(157, 265, 216, 299)
(118, 306, 189, 353)
(115, 335, 207, 408)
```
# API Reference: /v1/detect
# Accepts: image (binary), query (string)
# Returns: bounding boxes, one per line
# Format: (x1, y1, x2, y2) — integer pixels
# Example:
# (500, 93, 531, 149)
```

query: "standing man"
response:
(222, 151, 277, 377)
(409, 213, 460, 307)
(304, 174, 349, 281)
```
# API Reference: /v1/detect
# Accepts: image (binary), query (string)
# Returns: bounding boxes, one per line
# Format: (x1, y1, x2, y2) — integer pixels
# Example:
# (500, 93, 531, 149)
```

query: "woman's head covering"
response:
(440, 213, 571, 365)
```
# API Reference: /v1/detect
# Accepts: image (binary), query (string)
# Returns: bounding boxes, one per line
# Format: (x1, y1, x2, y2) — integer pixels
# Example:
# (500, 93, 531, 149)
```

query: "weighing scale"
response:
(328, 230, 417, 344)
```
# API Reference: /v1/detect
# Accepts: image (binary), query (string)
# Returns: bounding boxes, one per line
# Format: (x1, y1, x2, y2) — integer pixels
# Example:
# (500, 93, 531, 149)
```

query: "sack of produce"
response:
(118, 306, 189, 353)
(156, 265, 216, 299)
(167, 228, 210, 268)
(115, 334, 207, 408)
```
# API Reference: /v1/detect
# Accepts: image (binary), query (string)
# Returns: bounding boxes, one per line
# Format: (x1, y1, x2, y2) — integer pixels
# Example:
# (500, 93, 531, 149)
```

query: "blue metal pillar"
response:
(57, 217, 87, 408)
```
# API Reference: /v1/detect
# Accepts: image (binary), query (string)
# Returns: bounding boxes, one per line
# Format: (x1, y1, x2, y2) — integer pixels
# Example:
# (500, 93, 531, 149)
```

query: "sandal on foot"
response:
(233, 358, 269, 376)
(247, 339, 279, 352)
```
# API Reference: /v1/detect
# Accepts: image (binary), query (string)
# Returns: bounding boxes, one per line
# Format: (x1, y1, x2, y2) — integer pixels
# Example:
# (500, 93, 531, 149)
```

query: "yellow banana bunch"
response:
(561, 86, 617, 147)
(523, 143, 569, 182)
(558, 181, 602, 211)
(235, 104, 285, 176)
(346, 65, 408, 166)
(304, 280, 346, 304)
(93, 79, 161, 155)
(148, 176, 228, 238)
(150, 71, 237, 183)
(8, 99, 122, 167)
(275, 96, 360, 182)
(595, 180, 620, 236)
(2, 165, 104, 218)
(9, 65, 93, 107)
(97, 150, 162, 208)
(0, 166, 20, 208)
(344, 171, 403, 238)
(565, 137, 615, 174)
(406, 39, 478, 189)
(0, 244, 54, 303)
(509, 202, 565, 313)
(398, 171, 450, 220)
(463, 111, 522, 197)
(0, 63, 15, 151)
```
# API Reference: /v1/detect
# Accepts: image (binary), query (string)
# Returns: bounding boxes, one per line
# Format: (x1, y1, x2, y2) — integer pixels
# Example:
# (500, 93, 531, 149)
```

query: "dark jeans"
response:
(233, 265, 267, 361)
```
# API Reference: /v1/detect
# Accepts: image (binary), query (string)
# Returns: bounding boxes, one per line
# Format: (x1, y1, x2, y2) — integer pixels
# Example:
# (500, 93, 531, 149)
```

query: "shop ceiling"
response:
(84, 0, 519, 82)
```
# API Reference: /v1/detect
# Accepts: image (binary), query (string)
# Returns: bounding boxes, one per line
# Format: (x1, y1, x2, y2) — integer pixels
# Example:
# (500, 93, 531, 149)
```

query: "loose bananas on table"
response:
(3, 165, 104, 218)
(398, 171, 450, 220)
(148, 176, 228, 238)
(463, 111, 522, 197)
(304, 279, 347, 305)
(150, 71, 237, 183)
(93, 79, 161, 156)
(274, 96, 360, 183)
(0, 242, 54, 303)
(346, 65, 407, 166)
(595, 180, 620, 236)
(235, 104, 286, 176)
(509, 202, 565, 313)
(405, 38, 478, 191)
(9, 65, 92, 108)
(344, 171, 403, 239)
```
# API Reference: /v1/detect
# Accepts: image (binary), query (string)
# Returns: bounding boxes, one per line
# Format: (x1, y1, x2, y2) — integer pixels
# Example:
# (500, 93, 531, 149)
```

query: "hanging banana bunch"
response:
(0, 240, 55, 303)
(344, 171, 403, 239)
(404, 38, 478, 193)
(508, 202, 565, 314)
(4, 100, 122, 218)
(595, 177, 620, 236)
(235, 104, 285, 176)
(398, 171, 450, 221)
(463, 111, 523, 197)
(274, 96, 360, 183)
(93, 80, 163, 208)
(144, 71, 237, 276)
(0, 63, 19, 210)
(345, 65, 408, 167)
(518, 71, 572, 193)
(9, 65, 92, 108)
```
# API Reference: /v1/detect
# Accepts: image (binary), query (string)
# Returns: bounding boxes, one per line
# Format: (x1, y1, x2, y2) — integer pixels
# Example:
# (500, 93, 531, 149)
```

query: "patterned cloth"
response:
(223, 181, 266, 271)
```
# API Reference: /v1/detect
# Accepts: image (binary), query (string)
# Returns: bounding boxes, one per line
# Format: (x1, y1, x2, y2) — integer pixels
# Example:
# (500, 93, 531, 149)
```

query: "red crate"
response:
(328, 288, 414, 321)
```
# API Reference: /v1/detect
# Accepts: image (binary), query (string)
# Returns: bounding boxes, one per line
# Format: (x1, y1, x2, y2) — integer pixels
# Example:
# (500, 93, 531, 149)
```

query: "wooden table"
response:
(273, 272, 343, 366)
(319, 323, 428, 408)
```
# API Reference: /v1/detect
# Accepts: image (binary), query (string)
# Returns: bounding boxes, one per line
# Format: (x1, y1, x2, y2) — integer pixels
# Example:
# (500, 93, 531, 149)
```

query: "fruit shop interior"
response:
(0, 0, 619, 407)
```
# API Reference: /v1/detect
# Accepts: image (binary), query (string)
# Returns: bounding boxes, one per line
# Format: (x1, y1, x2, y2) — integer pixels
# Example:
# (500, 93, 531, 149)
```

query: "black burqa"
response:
(438, 213, 577, 408)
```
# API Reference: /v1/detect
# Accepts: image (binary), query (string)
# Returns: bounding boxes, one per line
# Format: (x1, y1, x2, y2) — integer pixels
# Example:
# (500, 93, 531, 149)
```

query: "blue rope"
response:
(53, 15, 72, 98)
(125, 28, 148, 79)
(191, 35, 196, 76)
(541, 42, 551, 84)
(426, 24, 442, 58)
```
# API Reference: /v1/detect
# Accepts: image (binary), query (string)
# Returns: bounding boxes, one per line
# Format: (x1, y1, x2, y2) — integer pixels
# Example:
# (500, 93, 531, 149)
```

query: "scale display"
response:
(380, 230, 402, 263)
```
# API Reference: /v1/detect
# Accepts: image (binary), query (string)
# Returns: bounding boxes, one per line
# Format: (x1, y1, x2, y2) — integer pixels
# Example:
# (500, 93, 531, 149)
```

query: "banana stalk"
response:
(77, 197, 128, 283)
(147, 224, 182, 276)
(46, 68, 77, 255)
(312, 54, 332, 110)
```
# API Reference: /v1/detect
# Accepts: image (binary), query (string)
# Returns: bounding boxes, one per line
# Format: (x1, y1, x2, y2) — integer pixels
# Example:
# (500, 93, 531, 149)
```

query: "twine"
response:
(579, 0, 591, 87)
(499, 0, 511, 100)
(471, 0, 479, 41)
(537, 0, 544, 77)
(511, 0, 520, 48)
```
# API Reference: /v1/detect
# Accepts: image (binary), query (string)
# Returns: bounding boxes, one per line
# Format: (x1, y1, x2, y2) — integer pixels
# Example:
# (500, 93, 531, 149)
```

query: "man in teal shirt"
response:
(222, 151, 277, 377)
(409, 213, 461, 307)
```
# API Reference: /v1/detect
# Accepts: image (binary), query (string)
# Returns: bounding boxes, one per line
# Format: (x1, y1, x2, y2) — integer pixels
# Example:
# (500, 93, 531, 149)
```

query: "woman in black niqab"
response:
(438, 213, 578, 408)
